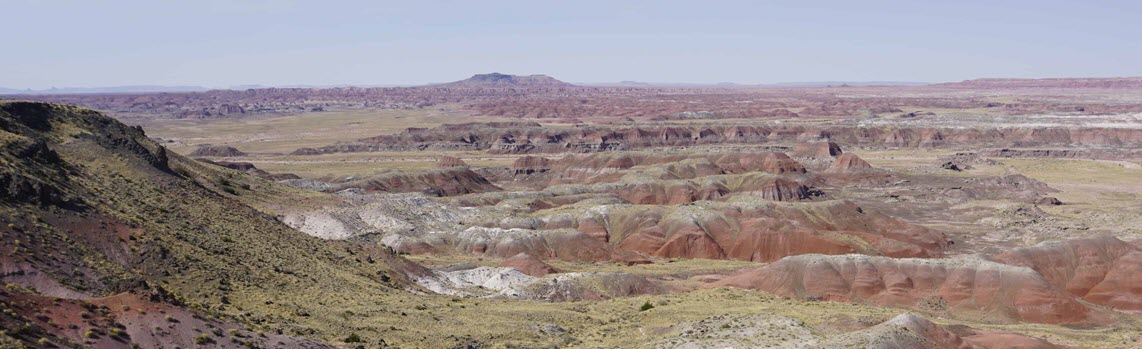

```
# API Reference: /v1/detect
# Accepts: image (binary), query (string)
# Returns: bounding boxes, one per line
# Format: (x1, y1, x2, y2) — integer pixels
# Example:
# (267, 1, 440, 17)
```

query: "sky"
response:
(2, 0, 1141, 89)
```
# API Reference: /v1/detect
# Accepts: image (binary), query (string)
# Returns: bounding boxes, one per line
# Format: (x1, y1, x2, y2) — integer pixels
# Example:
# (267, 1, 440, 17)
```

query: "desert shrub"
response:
(639, 301, 655, 311)
(345, 333, 363, 343)
(195, 333, 214, 344)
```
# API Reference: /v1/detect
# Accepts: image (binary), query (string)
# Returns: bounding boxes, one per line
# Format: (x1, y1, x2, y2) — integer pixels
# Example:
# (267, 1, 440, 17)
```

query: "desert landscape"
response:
(2, 73, 1142, 348)
(4, 1, 1142, 348)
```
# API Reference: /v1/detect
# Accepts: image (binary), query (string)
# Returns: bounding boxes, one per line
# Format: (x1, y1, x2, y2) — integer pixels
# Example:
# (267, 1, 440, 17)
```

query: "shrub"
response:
(195, 333, 214, 344)
(639, 301, 655, 311)
(345, 333, 363, 343)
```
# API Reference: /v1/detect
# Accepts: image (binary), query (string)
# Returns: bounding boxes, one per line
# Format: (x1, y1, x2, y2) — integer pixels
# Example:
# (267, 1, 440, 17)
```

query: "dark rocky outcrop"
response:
(188, 145, 246, 157)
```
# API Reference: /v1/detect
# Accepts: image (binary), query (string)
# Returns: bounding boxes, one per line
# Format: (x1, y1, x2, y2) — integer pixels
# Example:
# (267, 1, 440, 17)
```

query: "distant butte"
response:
(433, 72, 577, 88)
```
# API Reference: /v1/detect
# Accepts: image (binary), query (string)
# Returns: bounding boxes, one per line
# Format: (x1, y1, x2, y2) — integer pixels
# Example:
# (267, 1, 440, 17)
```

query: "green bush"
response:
(345, 333, 363, 343)
(639, 301, 655, 312)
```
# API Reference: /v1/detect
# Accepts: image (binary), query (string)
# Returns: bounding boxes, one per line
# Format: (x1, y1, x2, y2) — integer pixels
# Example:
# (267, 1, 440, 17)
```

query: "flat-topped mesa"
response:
(512, 156, 553, 175)
(992, 235, 1142, 311)
(706, 254, 1091, 324)
(435, 156, 468, 168)
(434, 73, 577, 88)
(825, 153, 874, 173)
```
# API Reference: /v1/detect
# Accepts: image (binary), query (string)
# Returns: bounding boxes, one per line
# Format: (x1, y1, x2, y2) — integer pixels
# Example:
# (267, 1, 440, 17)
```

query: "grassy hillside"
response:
(0, 101, 417, 346)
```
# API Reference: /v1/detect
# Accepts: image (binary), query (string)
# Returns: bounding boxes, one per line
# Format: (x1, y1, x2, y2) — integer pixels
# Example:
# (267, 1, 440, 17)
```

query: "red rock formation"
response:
(500, 253, 559, 277)
(436, 155, 469, 168)
(825, 153, 874, 173)
(992, 235, 1142, 311)
(792, 141, 843, 158)
(962, 332, 1063, 349)
(593, 200, 949, 261)
(822, 313, 975, 349)
(883, 129, 909, 147)
(708, 254, 1091, 324)
(327, 168, 500, 196)
(613, 181, 729, 205)
(918, 128, 946, 148)
(512, 156, 552, 175)
(751, 177, 812, 201)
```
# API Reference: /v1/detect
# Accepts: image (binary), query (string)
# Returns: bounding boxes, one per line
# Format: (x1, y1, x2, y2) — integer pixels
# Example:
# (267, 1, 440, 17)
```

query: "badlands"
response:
(3, 75, 1142, 348)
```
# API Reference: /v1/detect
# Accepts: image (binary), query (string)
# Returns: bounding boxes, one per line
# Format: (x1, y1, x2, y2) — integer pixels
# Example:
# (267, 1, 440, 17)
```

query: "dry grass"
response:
(245, 151, 517, 177)
(133, 106, 514, 154)
(995, 158, 1142, 238)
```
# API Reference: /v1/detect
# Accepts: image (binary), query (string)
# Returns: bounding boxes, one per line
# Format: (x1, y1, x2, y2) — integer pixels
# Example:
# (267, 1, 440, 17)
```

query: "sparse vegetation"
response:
(195, 333, 214, 344)
(344, 333, 362, 343)
(640, 301, 655, 312)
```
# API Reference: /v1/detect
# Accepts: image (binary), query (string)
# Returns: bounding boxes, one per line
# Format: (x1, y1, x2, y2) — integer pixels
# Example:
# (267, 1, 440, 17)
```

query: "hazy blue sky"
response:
(3, 0, 1141, 89)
